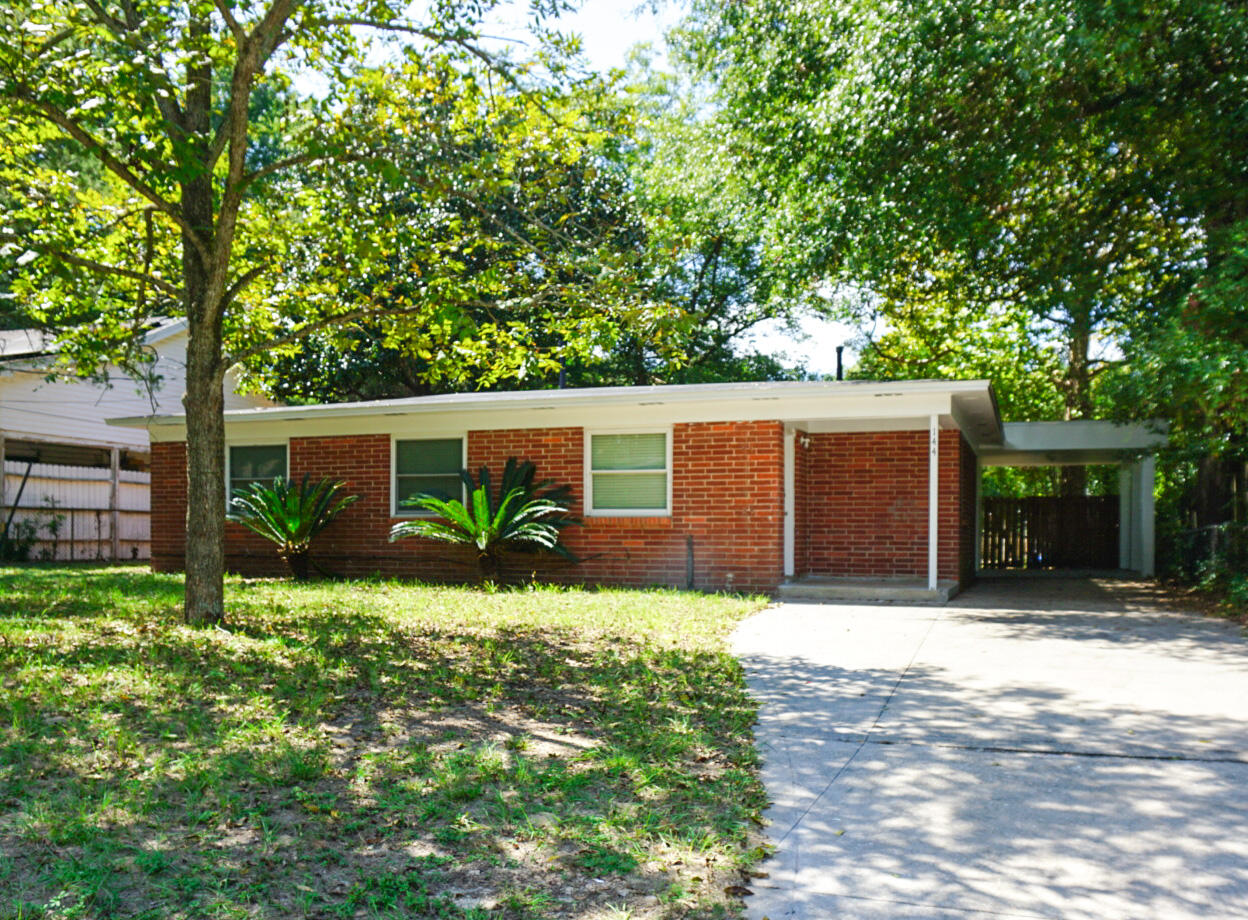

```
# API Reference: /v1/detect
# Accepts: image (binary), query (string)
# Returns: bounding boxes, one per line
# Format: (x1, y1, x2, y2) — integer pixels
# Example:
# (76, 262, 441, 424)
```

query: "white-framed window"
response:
(586, 430, 671, 515)
(392, 437, 465, 516)
(227, 443, 288, 499)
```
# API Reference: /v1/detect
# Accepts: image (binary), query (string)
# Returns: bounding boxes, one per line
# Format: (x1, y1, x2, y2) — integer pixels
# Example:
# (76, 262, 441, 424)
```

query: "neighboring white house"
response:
(0, 319, 274, 560)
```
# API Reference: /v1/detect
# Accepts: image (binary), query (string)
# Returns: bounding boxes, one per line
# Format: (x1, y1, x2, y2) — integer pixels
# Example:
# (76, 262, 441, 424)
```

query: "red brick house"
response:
(116, 380, 1014, 600)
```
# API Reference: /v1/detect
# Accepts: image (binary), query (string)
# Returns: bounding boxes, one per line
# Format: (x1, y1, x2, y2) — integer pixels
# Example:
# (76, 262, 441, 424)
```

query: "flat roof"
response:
(979, 420, 1168, 466)
(111, 377, 998, 424)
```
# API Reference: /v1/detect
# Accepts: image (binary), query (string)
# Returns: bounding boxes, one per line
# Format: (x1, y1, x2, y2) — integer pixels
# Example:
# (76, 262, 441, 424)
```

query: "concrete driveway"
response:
(733, 577, 1248, 919)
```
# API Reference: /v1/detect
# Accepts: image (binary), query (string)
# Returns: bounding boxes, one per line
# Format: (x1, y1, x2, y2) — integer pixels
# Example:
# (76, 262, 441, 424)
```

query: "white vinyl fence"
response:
(2, 460, 150, 561)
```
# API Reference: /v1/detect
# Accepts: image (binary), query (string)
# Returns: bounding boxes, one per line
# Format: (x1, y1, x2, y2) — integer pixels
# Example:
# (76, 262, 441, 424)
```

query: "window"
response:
(588, 431, 669, 514)
(228, 444, 287, 497)
(394, 438, 464, 514)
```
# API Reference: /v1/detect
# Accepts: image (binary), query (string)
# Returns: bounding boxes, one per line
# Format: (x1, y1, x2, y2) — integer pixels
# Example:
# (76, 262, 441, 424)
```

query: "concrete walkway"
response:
(733, 576, 1248, 919)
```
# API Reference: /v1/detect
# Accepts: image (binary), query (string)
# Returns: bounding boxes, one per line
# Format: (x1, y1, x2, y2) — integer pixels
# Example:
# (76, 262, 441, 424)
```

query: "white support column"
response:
(1118, 464, 1133, 570)
(928, 414, 939, 591)
(1138, 456, 1156, 577)
(783, 425, 795, 578)
(110, 447, 121, 562)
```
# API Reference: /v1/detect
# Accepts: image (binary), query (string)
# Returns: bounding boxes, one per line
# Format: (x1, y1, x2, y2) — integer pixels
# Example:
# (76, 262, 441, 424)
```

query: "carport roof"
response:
(979, 420, 1168, 467)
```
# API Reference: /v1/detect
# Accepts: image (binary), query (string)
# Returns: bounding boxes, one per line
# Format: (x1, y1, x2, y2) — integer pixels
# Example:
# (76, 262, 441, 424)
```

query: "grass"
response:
(0, 565, 771, 919)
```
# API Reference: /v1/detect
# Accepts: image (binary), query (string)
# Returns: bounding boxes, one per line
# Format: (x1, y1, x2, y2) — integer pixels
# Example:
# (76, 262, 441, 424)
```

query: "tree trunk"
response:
(183, 323, 227, 623)
(180, 19, 229, 625)
(1058, 313, 1094, 497)
(285, 549, 311, 580)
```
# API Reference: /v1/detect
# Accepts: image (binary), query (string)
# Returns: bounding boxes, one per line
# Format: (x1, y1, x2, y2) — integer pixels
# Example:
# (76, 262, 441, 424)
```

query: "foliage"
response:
(0, 565, 768, 918)
(390, 458, 575, 582)
(242, 56, 820, 404)
(228, 475, 359, 579)
(672, 0, 1245, 425)
(1105, 220, 1248, 459)
(0, 0, 659, 623)
(0, 497, 68, 562)
(0, 516, 39, 561)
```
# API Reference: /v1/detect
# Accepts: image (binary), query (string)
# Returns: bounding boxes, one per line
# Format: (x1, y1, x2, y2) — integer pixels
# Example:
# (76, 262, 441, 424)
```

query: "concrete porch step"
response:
(777, 575, 959, 605)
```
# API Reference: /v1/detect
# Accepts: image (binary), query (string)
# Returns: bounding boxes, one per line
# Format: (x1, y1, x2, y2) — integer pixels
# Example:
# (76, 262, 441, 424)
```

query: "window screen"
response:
(228, 444, 286, 497)
(590, 432, 668, 511)
(395, 438, 463, 512)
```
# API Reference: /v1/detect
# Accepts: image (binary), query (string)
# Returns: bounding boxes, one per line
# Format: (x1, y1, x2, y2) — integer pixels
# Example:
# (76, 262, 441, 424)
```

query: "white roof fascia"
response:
(999, 420, 1168, 452)
(140, 318, 188, 348)
(109, 380, 1000, 444)
(978, 420, 1169, 467)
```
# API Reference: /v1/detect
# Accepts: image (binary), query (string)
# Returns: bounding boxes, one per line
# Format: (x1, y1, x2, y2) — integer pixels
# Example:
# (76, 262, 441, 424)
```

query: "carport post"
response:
(1118, 459, 1157, 576)
(928, 414, 939, 591)
(1138, 456, 1156, 577)
(1118, 465, 1134, 570)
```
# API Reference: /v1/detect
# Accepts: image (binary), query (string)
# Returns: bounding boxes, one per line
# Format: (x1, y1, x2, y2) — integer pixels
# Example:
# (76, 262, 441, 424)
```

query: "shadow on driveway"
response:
(735, 577, 1248, 919)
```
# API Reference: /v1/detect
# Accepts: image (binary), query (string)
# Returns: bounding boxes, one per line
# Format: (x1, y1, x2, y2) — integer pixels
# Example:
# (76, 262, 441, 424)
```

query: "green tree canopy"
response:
(0, 0, 657, 622)
(673, 0, 1245, 416)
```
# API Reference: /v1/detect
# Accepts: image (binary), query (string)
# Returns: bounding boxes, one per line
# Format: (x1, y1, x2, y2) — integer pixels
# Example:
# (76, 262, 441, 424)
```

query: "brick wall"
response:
(150, 441, 187, 573)
(793, 434, 811, 577)
(154, 420, 785, 592)
(799, 429, 973, 582)
(152, 420, 976, 591)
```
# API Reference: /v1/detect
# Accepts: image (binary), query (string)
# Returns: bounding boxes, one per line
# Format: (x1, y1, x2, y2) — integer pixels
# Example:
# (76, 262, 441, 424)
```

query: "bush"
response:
(389, 458, 576, 583)
(228, 475, 359, 579)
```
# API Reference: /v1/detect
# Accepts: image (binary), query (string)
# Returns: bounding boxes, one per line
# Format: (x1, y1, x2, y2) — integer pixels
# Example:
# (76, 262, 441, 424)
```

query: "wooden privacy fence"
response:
(2, 460, 150, 561)
(981, 496, 1119, 570)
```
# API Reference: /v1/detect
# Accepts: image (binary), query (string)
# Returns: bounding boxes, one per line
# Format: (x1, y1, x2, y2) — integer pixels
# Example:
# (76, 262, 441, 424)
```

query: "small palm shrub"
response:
(389, 457, 576, 583)
(228, 475, 360, 579)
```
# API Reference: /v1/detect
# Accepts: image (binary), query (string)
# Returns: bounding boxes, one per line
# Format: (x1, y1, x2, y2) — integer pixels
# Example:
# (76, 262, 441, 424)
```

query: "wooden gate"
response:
(981, 496, 1119, 570)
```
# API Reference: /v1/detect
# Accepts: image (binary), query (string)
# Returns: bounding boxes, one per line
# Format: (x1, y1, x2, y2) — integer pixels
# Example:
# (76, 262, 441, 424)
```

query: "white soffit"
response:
(108, 379, 1003, 444)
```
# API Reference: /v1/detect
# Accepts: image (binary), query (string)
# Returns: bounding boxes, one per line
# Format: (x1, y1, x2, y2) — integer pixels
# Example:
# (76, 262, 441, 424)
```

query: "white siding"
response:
(0, 328, 274, 450)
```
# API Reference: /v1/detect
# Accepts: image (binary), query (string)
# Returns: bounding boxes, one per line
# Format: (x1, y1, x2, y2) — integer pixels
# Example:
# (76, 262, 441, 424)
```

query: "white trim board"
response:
(583, 427, 674, 517)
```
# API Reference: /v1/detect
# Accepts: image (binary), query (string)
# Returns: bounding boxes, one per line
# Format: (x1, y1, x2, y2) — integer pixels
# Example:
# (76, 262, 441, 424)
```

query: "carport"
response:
(976, 420, 1168, 576)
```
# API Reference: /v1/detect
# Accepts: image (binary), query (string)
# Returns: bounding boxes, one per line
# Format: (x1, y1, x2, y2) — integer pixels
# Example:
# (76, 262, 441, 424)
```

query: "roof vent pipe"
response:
(836, 346, 844, 381)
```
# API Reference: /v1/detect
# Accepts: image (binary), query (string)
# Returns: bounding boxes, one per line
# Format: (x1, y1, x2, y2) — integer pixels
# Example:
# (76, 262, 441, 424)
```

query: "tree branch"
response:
(78, 0, 128, 35)
(212, 0, 247, 43)
(3, 87, 208, 261)
(314, 18, 576, 131)
(229, 299, 495, 364)
(222, 263, 267, 308)
(208, 0, 296, 171)
(0, 234, 182, 297)
(30, 27, 78, 59)
(214, 0, 298, 258)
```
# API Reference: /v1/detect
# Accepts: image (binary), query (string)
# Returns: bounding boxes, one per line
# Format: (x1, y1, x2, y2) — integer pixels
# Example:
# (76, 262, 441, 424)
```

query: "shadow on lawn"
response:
(0, 571, 762, 919)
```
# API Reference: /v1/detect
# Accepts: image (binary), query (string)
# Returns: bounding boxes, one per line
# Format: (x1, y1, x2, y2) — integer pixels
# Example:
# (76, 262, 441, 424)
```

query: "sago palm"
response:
(228, 475, 359, 579)
(389, 458, 576, 582)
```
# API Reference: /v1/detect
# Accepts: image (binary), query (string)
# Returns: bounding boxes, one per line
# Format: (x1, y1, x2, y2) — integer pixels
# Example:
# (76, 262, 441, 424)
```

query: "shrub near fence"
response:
(1169, 522, 1248, 582)
(1, 460, 150, 561)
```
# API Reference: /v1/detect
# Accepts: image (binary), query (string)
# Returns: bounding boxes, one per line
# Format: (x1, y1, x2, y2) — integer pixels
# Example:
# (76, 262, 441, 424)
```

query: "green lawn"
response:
(0, 566, 770, 919)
